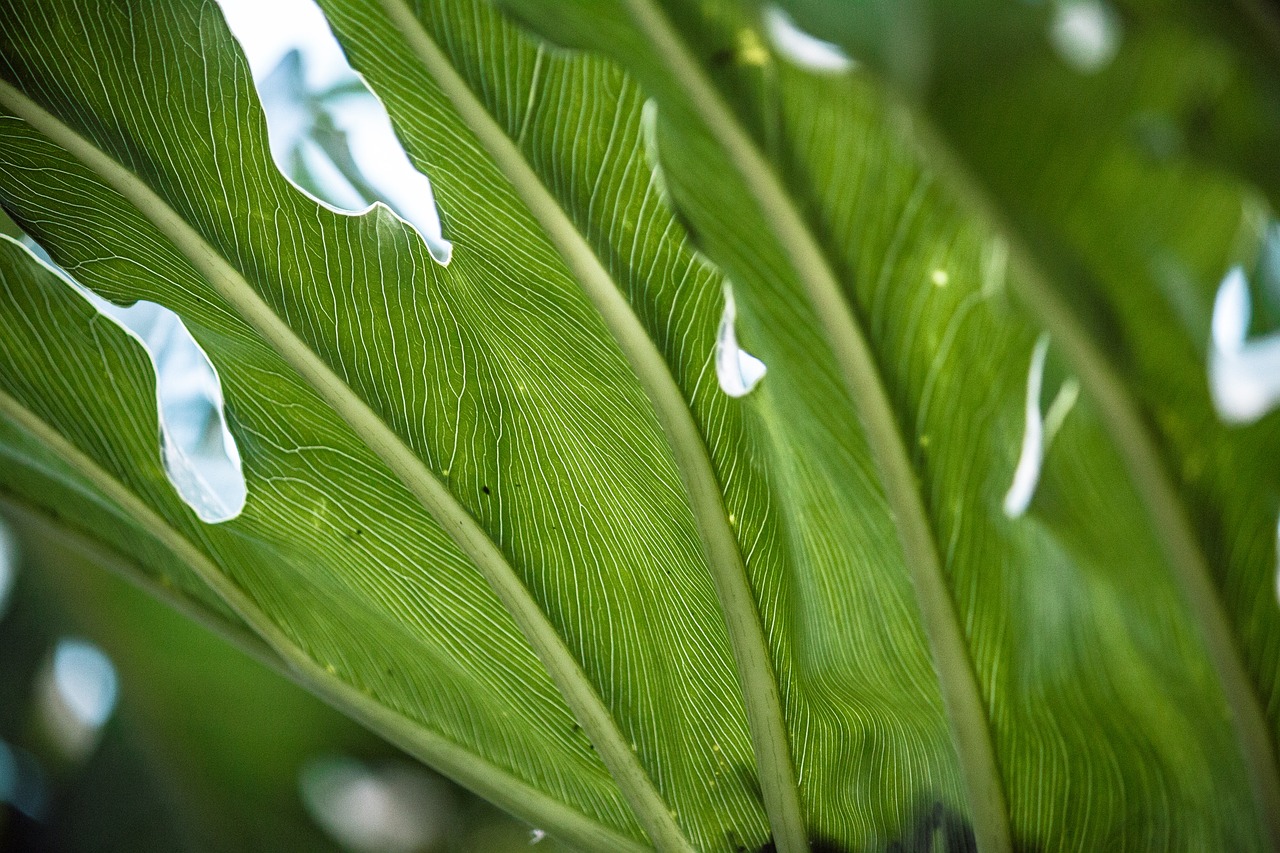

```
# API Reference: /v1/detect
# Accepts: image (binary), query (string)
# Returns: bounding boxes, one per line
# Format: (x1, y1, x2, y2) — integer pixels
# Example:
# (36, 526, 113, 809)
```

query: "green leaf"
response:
(1, 0, 1278, 851)
(0, 1, 772, 848)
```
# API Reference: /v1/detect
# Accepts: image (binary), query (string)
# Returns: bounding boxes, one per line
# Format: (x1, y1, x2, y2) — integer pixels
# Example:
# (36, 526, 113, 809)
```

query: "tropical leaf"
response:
(0, 0, 1277, 851)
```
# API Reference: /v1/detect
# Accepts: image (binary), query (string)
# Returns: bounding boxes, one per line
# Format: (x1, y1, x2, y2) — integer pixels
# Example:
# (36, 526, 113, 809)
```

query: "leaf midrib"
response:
(0, 78, 687, 853)
(615, 2, 1015, 851)
(366, 2, 807, 849)
(0, 398, 648, 853)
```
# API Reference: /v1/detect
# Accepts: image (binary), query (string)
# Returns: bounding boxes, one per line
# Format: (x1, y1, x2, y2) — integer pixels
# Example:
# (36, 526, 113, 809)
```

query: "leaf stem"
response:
(0, 79, 683, 853)
(0, 403, 648, 853)
(616, 2, 1015, 850)
(369, 2, 807, 848)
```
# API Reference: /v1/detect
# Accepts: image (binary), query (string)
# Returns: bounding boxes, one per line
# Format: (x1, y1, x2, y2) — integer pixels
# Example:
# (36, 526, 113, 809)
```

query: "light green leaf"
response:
(0, 233, 652, 849)
(1, 0, 1278, 851)
(0, 1, 771, 848)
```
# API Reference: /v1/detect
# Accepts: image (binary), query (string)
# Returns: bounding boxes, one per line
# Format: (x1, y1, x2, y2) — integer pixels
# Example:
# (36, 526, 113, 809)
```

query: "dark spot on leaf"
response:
(756, 840, 845, 853)
(670, 205, 703, 250)
(885, 799, 975, 853)
(481, 485, 491, 496)
(733, 761, 762, 801)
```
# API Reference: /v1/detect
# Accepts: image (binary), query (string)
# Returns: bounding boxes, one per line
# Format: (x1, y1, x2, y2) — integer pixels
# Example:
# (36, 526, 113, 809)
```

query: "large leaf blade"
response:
(0, 2, 686, 837)
(913, 8, 1280, 841)
(0, 0, 802, 847)
(316, 2, 1037, 849)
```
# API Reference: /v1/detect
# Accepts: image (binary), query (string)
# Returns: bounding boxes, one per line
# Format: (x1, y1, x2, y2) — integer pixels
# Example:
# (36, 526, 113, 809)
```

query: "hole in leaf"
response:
(0, 739, 47, 820)
(20, 238, 246, 523)
(37, 638, 118, 762)
(716, 283, 767, 398)
(762, 6, 857, 74)
(1209, 265, 1280, 424)
(0, 740, 15, 810)
(299, 755, 452, 853)
(214, 0, 453, 265)
(1004, 334, 1078, 518)
(94, 299, 247, 523)
(1274, 512, 1280, 608)
(0, 519, 15, 621)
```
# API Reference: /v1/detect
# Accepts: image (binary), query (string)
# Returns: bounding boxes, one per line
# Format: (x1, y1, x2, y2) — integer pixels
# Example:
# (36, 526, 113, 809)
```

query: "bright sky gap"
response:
(215, 0, 454, 265)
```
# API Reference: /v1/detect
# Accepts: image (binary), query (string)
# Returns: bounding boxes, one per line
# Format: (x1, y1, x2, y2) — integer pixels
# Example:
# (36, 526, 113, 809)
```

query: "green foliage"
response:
(1, 0, 1278, 850)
